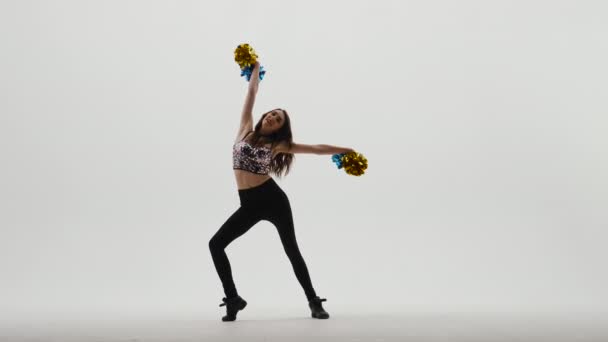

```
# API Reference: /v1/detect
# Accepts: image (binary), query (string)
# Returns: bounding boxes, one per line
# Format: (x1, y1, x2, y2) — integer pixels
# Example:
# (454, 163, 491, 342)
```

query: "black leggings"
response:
(209, 178, 317, 301)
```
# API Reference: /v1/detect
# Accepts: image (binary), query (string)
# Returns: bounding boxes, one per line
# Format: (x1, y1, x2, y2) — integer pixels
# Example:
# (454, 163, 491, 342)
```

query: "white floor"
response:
(1, 312, 607, 342)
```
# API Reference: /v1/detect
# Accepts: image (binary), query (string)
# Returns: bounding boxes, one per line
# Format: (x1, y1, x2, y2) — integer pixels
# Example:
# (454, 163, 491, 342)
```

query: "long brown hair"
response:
(246, 108, 294, 178)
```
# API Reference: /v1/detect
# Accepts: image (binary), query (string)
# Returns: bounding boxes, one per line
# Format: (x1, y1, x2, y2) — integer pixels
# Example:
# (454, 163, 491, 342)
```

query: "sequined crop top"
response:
(233, 131, 272, 175)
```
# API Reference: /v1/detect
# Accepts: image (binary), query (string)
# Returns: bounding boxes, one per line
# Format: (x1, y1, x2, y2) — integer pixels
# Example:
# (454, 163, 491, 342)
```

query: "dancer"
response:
(209, 61, 354, 321)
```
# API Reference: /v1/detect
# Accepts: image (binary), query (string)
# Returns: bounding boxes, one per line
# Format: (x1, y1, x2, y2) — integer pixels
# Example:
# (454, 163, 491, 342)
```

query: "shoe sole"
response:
(311, 312, 329, 319)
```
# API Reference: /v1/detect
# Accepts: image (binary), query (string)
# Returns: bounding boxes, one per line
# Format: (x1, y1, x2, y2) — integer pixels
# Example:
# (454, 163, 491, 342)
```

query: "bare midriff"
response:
(234, 169, 272, 190)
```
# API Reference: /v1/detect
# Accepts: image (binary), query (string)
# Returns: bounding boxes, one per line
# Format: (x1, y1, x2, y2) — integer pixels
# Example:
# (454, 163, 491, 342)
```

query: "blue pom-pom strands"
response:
(234, 43, 266, 82)
(240, 64, 266, 81)
(332, 153, 345, 169)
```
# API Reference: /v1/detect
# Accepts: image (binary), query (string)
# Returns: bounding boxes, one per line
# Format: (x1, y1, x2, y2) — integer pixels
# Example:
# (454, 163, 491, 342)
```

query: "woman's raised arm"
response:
(248, 61, 260, 93)
(239, 62, 261, 133)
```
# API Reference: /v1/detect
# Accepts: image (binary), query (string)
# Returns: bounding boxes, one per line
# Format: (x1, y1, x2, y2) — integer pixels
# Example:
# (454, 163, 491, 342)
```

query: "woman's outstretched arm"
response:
(315, 144, 355, 155)
(276, 142, 354, 155)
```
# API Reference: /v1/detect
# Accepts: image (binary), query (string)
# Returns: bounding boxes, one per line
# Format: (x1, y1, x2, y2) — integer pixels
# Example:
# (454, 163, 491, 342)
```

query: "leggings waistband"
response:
(238, 178, 282, 204)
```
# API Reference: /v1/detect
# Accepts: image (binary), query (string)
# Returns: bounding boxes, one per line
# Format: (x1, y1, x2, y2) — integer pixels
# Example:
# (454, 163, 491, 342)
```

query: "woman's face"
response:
(261, 109, 285, 134)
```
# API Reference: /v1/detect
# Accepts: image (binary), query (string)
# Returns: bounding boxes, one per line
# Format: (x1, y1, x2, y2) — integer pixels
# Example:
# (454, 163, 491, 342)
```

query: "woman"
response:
(209, 61, 354, 322)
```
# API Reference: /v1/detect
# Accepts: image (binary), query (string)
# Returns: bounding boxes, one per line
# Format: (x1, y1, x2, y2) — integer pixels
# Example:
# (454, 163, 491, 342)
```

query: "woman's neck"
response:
(249, 132, 273, 145)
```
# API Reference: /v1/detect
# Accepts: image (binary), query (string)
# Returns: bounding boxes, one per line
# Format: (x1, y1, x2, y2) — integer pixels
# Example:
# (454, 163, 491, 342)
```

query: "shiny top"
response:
(233, 131, 272, 175)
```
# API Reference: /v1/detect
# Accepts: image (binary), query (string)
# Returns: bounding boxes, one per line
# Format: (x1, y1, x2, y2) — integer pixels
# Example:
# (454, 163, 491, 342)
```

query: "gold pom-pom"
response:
(234, 43, 258, 69)
(342, 151, 368, 176)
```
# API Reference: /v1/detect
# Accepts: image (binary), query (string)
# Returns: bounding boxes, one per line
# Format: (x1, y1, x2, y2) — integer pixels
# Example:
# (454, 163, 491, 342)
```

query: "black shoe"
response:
(308, 296, 330, 319)
(219, 295, 247, 322)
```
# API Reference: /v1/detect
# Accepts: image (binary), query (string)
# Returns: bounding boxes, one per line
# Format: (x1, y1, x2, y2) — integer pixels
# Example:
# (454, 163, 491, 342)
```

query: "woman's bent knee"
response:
(209, 237, 222, 252)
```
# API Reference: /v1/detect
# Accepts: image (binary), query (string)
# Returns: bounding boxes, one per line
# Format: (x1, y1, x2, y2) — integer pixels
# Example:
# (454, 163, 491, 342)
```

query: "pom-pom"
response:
(240, 64, 266, 81)
(331, 151, 368, 176)
(234, 43, 258, 69)
(234, 43, 266, 82)
(342, 151, 368, 176)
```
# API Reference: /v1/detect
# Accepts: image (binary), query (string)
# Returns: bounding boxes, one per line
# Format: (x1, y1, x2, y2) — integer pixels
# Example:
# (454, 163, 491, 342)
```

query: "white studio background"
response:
(1, 0, 607, 321)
